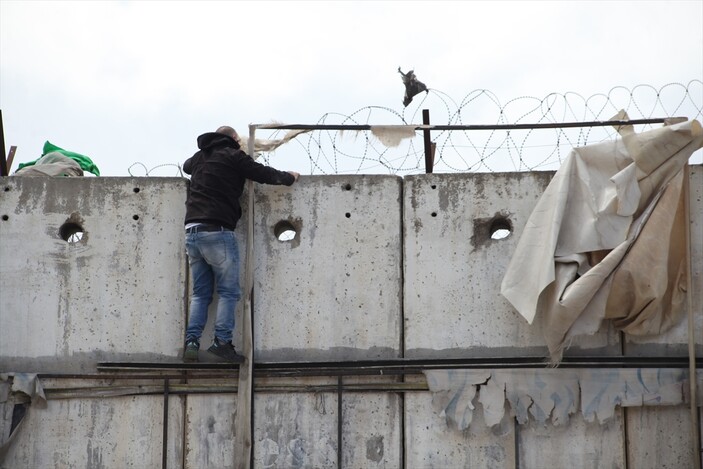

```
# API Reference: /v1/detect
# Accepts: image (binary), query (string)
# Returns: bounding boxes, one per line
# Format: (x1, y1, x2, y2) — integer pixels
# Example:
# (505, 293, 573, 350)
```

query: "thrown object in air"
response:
(398, 67, 428, 107)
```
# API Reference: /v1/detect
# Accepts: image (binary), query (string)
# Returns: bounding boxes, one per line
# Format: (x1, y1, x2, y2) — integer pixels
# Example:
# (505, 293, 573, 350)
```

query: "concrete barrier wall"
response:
(252, 175, 402, 361)
(1, 168, 701, 468)
(403, 172, 620, 359)
(0, 177, 188, 372)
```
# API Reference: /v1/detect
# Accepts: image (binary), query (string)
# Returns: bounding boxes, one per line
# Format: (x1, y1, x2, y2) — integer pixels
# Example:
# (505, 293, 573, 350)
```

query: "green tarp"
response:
(16, 141, 100, 176)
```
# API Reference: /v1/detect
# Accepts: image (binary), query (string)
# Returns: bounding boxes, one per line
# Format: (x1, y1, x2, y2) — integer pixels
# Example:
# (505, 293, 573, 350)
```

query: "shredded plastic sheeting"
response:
(0, 373, 46, 462)
(500, 113, 703, 361)
(424, 368, 702, 432)
(0, 374, 46, 403)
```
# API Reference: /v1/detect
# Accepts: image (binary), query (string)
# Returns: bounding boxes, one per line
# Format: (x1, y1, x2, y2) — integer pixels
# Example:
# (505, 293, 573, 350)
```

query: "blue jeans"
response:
(185, 230, 241, 344)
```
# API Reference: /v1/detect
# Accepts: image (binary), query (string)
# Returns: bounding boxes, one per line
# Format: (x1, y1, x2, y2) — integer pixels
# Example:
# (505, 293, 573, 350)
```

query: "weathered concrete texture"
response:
(1, 395, 184, 469)
(405, 384, 628, 469)
(405, 392, 516, 468)
(517, 411, 625, 469)
(403, 172, 619, 358)
(185, 387, 402, 468)
(252, 176, 403, 361)
(254, 392, 340, 467)
(0, 177, 188, 372)
(341, 392, 402, 468)
(626, 406, 697, 469)
(1, 168, 702, 469)
(184, 394, 238, 469)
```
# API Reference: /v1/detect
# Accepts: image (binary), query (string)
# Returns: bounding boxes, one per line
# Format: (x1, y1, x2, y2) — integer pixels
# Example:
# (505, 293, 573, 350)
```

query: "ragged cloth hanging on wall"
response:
(500, 112, 703, 362)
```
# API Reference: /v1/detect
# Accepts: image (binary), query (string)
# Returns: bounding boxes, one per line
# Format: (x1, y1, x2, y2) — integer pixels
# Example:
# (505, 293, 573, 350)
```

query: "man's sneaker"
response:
(183, 340, 200, 362)
(207, 338, 245, 364)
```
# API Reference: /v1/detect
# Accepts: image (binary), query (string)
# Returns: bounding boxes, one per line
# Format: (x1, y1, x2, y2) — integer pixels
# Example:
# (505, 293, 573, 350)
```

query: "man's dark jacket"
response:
(184, 132, 295, 230)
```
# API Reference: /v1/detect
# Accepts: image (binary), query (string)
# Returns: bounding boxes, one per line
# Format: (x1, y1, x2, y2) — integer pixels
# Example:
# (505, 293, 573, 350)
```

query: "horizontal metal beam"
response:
(43, 381, 429, 400)
(253, 118, 682, 132)
(94, 355, 702, 377)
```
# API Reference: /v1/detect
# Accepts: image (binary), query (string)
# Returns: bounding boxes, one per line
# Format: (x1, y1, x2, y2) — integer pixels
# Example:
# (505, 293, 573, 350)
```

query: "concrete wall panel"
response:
(403, 172, 619, 358)
(1, 395, 183, 469)
(252, 176, 403, 361)
(405, 392, 516, 468)
(253, 392, 339, 467)
(2, 166, 701, 468)
(517, 411, 625, 469)
(255, 390, 403, 468)
(625, 406, 697, 469)
(184, 393, 238, 469)
(0, 177, 188, 372)
(341, 392, 402, 468)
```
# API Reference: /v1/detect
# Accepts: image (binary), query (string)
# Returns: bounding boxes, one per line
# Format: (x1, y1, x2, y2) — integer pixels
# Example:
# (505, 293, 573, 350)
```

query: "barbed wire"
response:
(129, 80, 702, 176)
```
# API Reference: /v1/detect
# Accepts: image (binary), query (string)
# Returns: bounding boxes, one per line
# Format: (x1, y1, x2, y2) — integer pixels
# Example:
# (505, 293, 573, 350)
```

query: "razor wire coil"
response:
(129, 80, 703, 176)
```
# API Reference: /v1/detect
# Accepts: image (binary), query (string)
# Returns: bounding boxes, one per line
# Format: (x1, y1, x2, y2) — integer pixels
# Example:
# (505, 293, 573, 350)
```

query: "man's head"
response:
(216, 126, 239, 143)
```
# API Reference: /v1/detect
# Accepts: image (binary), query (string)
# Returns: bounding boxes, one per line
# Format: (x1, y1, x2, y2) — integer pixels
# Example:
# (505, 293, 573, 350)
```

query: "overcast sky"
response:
(1, 0, 702, 176)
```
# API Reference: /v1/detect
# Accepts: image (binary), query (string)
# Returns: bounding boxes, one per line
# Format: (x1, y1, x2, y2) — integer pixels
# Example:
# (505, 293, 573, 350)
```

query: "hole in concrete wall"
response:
(133, 215, 139, 221)
(431, 212, 437, 217)
(471, 213, 513, 249)
(431, 184, 437, 190)
(274, 220, 297, 242)
(3, 186, 9, 192)
(133, 187, 141, 193)
(345, 212, 351, 218)
(59, 222, 84, 244)
(2, 215, 8, 221)
(343, 183, 352, 191)
(490, 218, 512, 240)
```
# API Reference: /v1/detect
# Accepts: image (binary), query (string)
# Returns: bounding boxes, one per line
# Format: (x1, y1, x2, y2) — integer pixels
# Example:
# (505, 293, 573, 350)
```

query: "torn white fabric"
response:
(500, 114, 703, 360)
(477, 375, 506, 427)
(579, 368, 686, 423)
(239, 128, 311, 157)
(370, 126, 417, 148)
(0, 373, 46, 404)
(425, 370, 490, 431)
(495, 369, 580, 426)
(424, 368, 700, 432)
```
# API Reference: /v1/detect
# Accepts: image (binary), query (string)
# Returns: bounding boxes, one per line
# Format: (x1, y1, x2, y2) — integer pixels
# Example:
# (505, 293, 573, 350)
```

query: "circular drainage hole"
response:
(274, 220, 297, 242)
(59, 222, 85, 244)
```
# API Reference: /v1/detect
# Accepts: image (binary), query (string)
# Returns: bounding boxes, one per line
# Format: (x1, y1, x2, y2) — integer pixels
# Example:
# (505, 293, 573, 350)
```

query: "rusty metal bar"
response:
(162, 379, 169, 469)
(337, 376, 343, 469)
(97, 355, 703, 377)
(253, 118, 680, 132)
(42, 382, 431, 400)
(40, 372, 238, 380)
(6, 146, 16, 175)
(0, 110, 7, 176)
(422, 110, 433, 173)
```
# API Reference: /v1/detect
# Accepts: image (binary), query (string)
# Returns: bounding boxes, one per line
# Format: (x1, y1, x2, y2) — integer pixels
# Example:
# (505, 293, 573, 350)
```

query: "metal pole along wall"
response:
(233, 126, 258, 469)
(0, 110, 8, 176)
(684, 164, 701, 469)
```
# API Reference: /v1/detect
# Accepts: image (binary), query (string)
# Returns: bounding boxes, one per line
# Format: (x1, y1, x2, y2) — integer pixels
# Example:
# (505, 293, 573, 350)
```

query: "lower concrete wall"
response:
(2, 385, 184, 468)
(1, 168, 701, 468)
